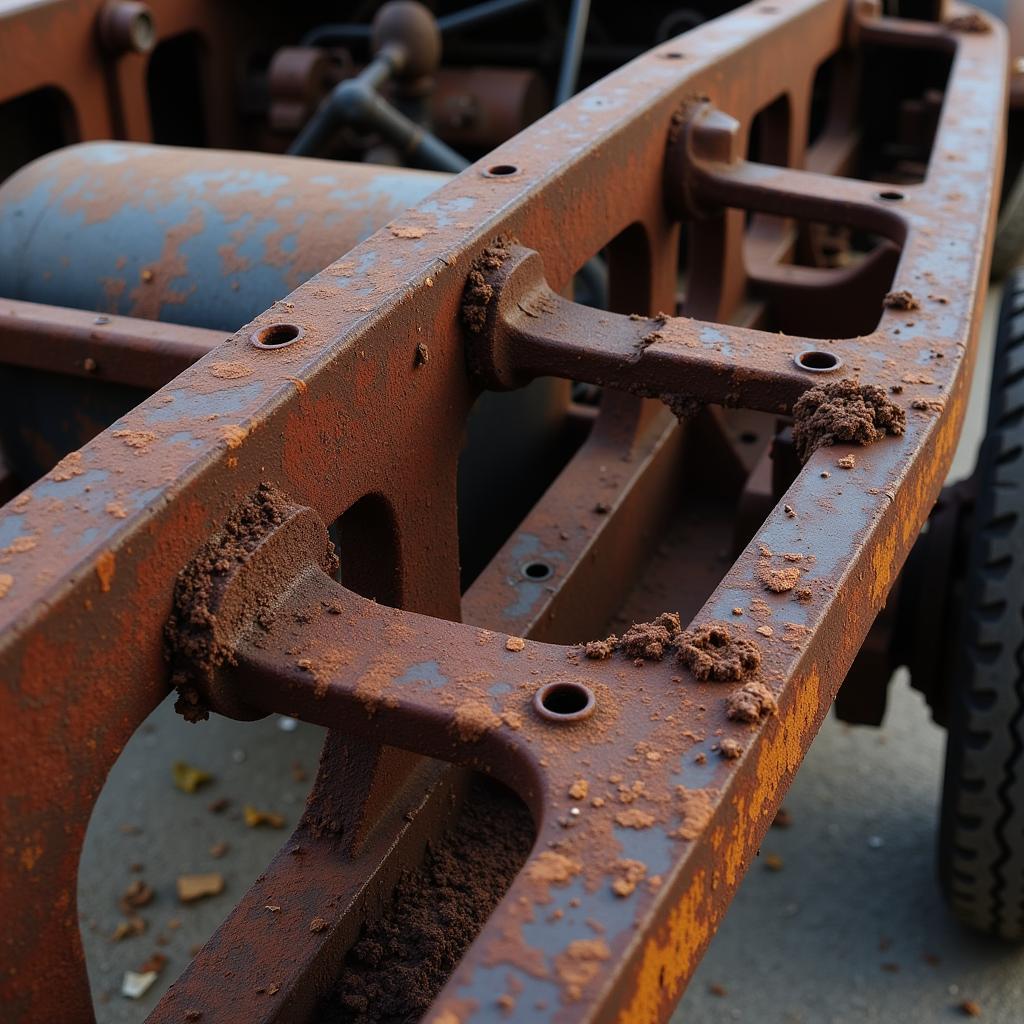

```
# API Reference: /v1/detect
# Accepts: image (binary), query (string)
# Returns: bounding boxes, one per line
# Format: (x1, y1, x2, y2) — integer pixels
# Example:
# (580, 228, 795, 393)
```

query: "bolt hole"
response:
(877, 190, 904, 202)
(130, 11, 156, 52)
(484, 164, 519, 177)
(522, 560, 553, 580)
(739, 431, 759, 444)
(251, 323, 304, 349)
(661, 51, 686, 59)
(795, 349, 841, 373)
(534, 681, 596, 722)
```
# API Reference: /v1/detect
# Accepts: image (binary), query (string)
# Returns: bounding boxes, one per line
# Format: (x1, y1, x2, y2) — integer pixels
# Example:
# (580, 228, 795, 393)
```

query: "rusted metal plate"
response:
(0, 1, 1008, 1022)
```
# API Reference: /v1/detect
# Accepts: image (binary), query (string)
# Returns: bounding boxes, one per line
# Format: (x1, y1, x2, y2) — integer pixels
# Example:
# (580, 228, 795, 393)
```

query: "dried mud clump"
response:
(583, 612, 683, 663)
(164, 483, 338, 723)
(584, 636, 618, 660)
(725, 681, 778, 723)
(620, 612, 681, 660)
(882, 290, 919, 311)
(947, 11, 989, 32)
(719, 737, 743, 759)
(461, 235, 516, 333)
(316, 778, 531, 1024)
(791, 379, 906, 463)
(756, 563, 801, 594)
(676, 623, 762, 682)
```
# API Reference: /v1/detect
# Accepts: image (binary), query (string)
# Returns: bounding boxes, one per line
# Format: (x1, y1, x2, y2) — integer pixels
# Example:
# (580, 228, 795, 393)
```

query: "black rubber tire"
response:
(992, 171, 1024, 280)
(939, 270, 1024, 939)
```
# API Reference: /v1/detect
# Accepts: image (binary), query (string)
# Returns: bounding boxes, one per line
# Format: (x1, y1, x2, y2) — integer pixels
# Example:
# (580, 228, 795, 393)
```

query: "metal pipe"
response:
(554, 0, 591, 106)
(303, 0, 540, 47)
(436, 0, 539, 33)
(288, 63, 468, 172)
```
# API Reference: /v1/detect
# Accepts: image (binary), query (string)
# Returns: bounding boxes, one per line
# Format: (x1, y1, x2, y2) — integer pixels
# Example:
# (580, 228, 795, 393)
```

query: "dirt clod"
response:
(164, 483, 338, 723)
(947, 12, 989, 31)
(756, 564, 801, 594)
(610, 859, 647, 897)
(677, 623, 762, 682)
(584, 636, 617, 660)
(883, 290, 920, 311)
(725, 681, 778, 723)
(620, 612, 681, 660)
(719, 738, 743, 759)
(314, 778, 531, 1024)
(791, 379, 906, 462)
(461, 237, 516, 334)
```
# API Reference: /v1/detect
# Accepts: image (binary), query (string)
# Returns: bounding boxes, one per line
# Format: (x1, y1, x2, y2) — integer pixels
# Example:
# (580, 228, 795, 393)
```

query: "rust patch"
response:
(95, 552, 116, 593)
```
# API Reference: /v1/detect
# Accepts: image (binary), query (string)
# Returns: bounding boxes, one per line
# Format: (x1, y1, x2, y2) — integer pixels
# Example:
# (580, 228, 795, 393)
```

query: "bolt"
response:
(97, 1, 155, 56)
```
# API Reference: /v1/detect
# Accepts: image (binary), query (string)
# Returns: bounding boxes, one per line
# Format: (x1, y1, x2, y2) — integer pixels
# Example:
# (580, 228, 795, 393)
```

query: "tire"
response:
(939, 270, 1024, 939)
(992, 169, 1024, 281)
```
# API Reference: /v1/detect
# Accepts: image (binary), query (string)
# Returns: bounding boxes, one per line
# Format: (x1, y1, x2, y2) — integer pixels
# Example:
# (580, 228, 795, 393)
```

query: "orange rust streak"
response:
(617, 668, 823, 1024)
(95, 551, 116, 593)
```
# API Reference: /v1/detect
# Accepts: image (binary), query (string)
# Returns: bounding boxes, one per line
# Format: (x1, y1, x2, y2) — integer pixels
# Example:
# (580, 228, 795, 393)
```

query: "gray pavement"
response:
(80, 285, 1021, 1022)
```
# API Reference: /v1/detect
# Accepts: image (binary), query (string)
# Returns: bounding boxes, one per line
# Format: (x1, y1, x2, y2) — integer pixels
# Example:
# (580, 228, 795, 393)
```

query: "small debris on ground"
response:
(172, 761, 214, 794)
(176, 873, 225, 903)
(119, 879, 154, 913)
(763, 853, 784, 872)
(209, 841, 229, 859)
(959, 999, 982, 1017)
(772, 807, 793, 828)
(137, 952, 168, 975)
(244, 806, 286, 829)
(208, 797, 230, 813)
(121, 970, 158, 1000)
(837, 454, 856, 469)
(111, 917, 147, 941)
(709, 982, 728, 997)
(505, 636, 525, 652)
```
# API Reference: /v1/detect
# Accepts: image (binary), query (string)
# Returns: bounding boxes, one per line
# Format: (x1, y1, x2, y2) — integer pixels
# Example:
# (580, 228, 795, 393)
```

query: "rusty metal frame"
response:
(0, 1, 1009, 1021)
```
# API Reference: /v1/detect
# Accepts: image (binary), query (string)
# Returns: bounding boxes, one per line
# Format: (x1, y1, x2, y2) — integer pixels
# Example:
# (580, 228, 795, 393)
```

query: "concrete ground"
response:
(80, 285, 1018, 1022)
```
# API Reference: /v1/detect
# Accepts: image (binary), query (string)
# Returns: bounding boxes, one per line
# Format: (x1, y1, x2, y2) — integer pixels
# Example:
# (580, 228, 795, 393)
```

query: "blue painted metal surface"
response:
(0, 142, 450, 331)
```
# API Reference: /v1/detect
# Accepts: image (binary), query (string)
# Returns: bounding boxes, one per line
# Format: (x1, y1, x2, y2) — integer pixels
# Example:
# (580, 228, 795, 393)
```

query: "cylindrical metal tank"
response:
(0, 142, 451, 330)
(0, 143, 570, 584)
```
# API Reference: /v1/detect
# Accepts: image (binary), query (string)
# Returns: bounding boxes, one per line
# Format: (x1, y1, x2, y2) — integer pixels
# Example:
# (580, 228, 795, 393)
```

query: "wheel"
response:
(939, 269, 1024, 938)
(991, 169, 1024, 280)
